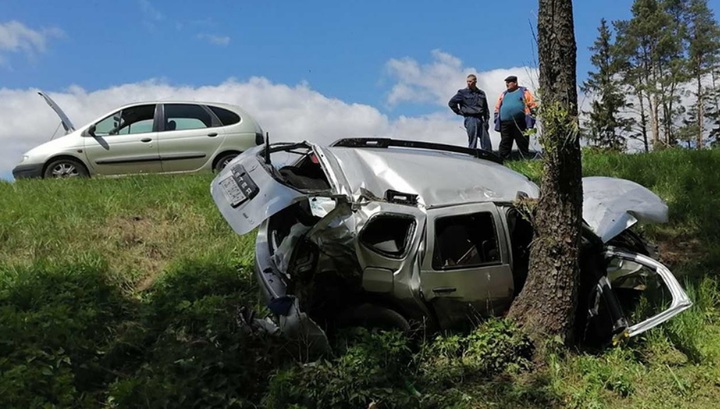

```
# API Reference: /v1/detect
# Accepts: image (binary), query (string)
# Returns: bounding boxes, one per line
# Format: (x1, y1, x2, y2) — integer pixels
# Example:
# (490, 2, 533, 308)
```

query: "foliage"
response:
(3, 147, 720, 408)
(586, 0, 720, 150)
(582, 18, 633, 151)
(263, 329, 416, 409)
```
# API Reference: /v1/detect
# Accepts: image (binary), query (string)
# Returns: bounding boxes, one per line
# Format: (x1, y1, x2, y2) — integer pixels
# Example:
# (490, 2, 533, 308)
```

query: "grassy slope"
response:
(1, 149, 719, 408)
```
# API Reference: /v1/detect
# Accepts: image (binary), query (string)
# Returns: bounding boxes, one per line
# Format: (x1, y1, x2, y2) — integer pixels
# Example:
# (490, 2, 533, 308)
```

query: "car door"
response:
(354, 201, 426, 306)
(420, 203, 514, 329)
(593, 249, 693, 343)
(157, 103, 225, 172)
(83, 104, 162, 175)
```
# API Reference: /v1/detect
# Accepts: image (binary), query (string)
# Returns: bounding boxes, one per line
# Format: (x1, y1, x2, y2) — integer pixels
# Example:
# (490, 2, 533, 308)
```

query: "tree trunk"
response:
(650, 92, 662, 148)
(697, 75, 704, 149)
(639, 90, 649, 152)
(507, 0, 583, 344)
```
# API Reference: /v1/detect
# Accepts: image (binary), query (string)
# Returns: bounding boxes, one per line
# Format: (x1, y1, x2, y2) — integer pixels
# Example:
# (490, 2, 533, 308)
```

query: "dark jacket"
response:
(448, 88, 489, 121)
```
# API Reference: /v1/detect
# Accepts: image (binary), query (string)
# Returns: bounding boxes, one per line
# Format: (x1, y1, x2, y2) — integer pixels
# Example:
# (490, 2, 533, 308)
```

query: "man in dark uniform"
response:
(448, 74, 491, 151)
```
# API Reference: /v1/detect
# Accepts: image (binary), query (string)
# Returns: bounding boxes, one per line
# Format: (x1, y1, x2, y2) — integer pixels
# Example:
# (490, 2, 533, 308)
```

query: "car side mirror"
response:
(88, 124, 96, 137)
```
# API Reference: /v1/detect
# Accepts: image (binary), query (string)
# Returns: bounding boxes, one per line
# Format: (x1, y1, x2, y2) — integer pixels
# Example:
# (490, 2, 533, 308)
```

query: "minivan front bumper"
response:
(12, 163, 43, 179)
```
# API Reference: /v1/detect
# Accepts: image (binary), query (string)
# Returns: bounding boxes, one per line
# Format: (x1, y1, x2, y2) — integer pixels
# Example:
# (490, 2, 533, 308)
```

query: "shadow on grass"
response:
(0, 257, 296, 408)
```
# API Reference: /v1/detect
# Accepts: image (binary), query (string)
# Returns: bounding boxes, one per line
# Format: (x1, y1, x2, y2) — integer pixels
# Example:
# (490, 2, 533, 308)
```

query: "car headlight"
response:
(20, 155, 29, 163)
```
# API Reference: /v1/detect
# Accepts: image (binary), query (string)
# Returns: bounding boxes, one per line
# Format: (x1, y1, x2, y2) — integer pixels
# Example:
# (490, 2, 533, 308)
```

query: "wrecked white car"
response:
(211, 138, 692, 348)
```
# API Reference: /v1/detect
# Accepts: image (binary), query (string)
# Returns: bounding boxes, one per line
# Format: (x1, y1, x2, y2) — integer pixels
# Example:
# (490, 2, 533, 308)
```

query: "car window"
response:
(163, 104, 213, 131)
(360, 215, 415, 258)
(432, 212, 500, 270)
(208, 105, 241, 126)
(94, 105, 156, 136)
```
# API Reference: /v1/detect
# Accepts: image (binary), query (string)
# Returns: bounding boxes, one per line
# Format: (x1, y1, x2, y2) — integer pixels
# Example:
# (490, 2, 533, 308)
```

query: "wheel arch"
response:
(42, 154, 91, 178)
(211, 150, 242, 171)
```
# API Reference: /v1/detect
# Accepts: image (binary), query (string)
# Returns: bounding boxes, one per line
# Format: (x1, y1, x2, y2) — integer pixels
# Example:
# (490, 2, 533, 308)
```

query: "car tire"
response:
(337, 303, 411, 332)
(214, 153, 239, 172)
(43, 158, 89, 179)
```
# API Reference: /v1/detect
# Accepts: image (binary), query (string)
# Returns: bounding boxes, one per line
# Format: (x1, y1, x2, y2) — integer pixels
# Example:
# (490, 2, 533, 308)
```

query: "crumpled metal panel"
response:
(604, 249, 692, 340)
(324, 147, 540, 207)
(582, 177, 669, 243)
(211, 146, 314, 235)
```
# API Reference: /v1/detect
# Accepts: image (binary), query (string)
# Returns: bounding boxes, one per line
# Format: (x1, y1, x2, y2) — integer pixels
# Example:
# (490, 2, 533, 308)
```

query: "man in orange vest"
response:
(494, 76, 537, 159)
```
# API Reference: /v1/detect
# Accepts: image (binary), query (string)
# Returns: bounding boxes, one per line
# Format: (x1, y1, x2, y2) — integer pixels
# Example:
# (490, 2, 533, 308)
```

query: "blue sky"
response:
(2, 0, 719, 180)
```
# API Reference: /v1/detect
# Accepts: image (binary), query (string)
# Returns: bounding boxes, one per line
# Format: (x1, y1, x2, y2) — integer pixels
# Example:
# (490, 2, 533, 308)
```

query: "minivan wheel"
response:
(337, 304, 411, 332)
(43, 158, 88, 179)
(214, 153, 239, 172)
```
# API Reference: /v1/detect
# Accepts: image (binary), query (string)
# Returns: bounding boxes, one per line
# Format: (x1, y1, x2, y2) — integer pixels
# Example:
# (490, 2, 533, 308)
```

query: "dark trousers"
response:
(464, 116, 491, 151)
(499, 118, 529, 159)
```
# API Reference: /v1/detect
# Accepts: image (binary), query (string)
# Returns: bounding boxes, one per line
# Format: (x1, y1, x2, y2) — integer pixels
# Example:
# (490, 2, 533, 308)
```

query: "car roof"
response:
(115, 100, 244, 111)
(323, 143, 540, 208)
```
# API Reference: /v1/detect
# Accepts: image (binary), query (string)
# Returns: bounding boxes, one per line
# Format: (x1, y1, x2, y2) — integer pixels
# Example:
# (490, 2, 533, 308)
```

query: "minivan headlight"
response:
(20, 155, 29, 163)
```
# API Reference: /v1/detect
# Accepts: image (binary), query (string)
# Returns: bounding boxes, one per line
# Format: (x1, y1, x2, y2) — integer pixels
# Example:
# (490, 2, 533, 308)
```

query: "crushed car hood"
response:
(582, 177, 668, 243)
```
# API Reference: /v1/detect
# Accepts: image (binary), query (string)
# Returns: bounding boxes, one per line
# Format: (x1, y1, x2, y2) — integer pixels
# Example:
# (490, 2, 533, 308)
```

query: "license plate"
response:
(219, 164, 258, 207)
(220, 176, 247, 206)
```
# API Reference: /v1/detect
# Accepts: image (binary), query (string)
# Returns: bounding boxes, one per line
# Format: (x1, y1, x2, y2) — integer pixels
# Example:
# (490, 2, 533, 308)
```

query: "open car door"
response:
(605, 249, 692, 339)
(585, 248, 693, 344)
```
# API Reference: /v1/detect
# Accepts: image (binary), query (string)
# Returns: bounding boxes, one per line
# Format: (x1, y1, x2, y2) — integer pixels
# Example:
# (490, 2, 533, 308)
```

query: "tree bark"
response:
(697, 75, 704, 149)
(507, 0, 583, 344)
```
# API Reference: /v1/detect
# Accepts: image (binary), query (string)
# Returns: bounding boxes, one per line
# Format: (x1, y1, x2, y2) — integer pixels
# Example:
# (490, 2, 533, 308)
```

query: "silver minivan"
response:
(12, 92, 265, 179)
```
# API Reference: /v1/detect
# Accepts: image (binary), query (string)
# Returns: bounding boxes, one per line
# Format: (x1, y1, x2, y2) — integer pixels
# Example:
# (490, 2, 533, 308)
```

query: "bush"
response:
(263, 328, 417, 409)
(0, 259, 130, 409)
(106, 259, 293, 409)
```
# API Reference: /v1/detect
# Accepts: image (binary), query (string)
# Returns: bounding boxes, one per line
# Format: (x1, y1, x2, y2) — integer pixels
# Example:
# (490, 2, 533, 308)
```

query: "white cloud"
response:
(138, 0, 164, 30)
(0, 21, 63, 64)
(0, 50, 552, 180)
(385, 49, 539, 109)
(197, 34, 231, 46)
(138, 0, 164, 21)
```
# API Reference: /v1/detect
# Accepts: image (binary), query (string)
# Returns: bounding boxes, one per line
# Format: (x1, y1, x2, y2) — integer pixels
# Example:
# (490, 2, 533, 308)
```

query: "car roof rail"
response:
(330, 138, 503, 164)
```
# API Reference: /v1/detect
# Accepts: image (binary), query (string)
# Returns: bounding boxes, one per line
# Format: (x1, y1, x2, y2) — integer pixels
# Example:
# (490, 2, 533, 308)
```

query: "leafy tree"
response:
(615, 0, 681, 149)
(685, 0, 720, 148)
(581, 18, 632, 151)
(508, 0, 583, 344)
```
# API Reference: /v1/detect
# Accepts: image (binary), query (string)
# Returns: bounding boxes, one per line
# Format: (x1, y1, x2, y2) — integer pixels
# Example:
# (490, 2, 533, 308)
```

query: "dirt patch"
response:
(98, 214, 179, 291)
(656, 234, 703, 267)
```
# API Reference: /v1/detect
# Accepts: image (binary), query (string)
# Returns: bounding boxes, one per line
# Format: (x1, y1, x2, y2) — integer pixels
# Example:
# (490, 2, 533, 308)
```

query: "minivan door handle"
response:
(207, 132, 218, 137)
(141, 138, 152, 143)
(432, 287, 457, 294)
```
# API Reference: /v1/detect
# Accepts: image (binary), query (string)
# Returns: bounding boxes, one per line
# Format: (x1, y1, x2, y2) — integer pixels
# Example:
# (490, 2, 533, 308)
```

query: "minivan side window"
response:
(94, 105, 155, 136)
(208, 105, 241, 126)
(360, 215, 415, 258)
(163, 104, 213, 131)
(432, 212, 500, 270)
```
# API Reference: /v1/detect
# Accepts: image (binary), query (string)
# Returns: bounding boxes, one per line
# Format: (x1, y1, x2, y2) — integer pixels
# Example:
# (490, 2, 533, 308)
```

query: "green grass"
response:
(2, 149, 720, 408)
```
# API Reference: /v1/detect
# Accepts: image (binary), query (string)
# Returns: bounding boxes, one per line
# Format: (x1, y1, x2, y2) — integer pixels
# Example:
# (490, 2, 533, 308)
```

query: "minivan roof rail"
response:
(330, 138, 503, 164)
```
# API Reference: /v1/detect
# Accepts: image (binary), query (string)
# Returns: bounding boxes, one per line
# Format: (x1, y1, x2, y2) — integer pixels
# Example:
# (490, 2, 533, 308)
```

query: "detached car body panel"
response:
(212, 138, 691, 347)
(13, 92, 265, 180)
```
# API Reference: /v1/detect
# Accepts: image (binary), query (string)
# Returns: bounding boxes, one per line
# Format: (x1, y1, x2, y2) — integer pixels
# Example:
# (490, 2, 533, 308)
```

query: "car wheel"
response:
(43, 158, 88, 179)
(214, 153, 238, 172)
(337, 303, 411, 332)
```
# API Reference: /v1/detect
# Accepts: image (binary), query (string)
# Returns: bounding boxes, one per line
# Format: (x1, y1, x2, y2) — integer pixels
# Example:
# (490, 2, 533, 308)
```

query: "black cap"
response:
(504, 75, 518, 83)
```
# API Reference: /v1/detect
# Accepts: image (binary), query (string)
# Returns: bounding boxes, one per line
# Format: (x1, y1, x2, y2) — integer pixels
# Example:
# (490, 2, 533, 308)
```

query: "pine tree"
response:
(508, 0, 582, 344)
(686, 0, 720, 148)
(581, 19, 632, 151)
(615, 0, 681, 149)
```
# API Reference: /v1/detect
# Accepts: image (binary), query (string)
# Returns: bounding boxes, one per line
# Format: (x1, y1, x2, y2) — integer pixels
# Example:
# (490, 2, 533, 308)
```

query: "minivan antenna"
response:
(264, 132, 271, 165)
